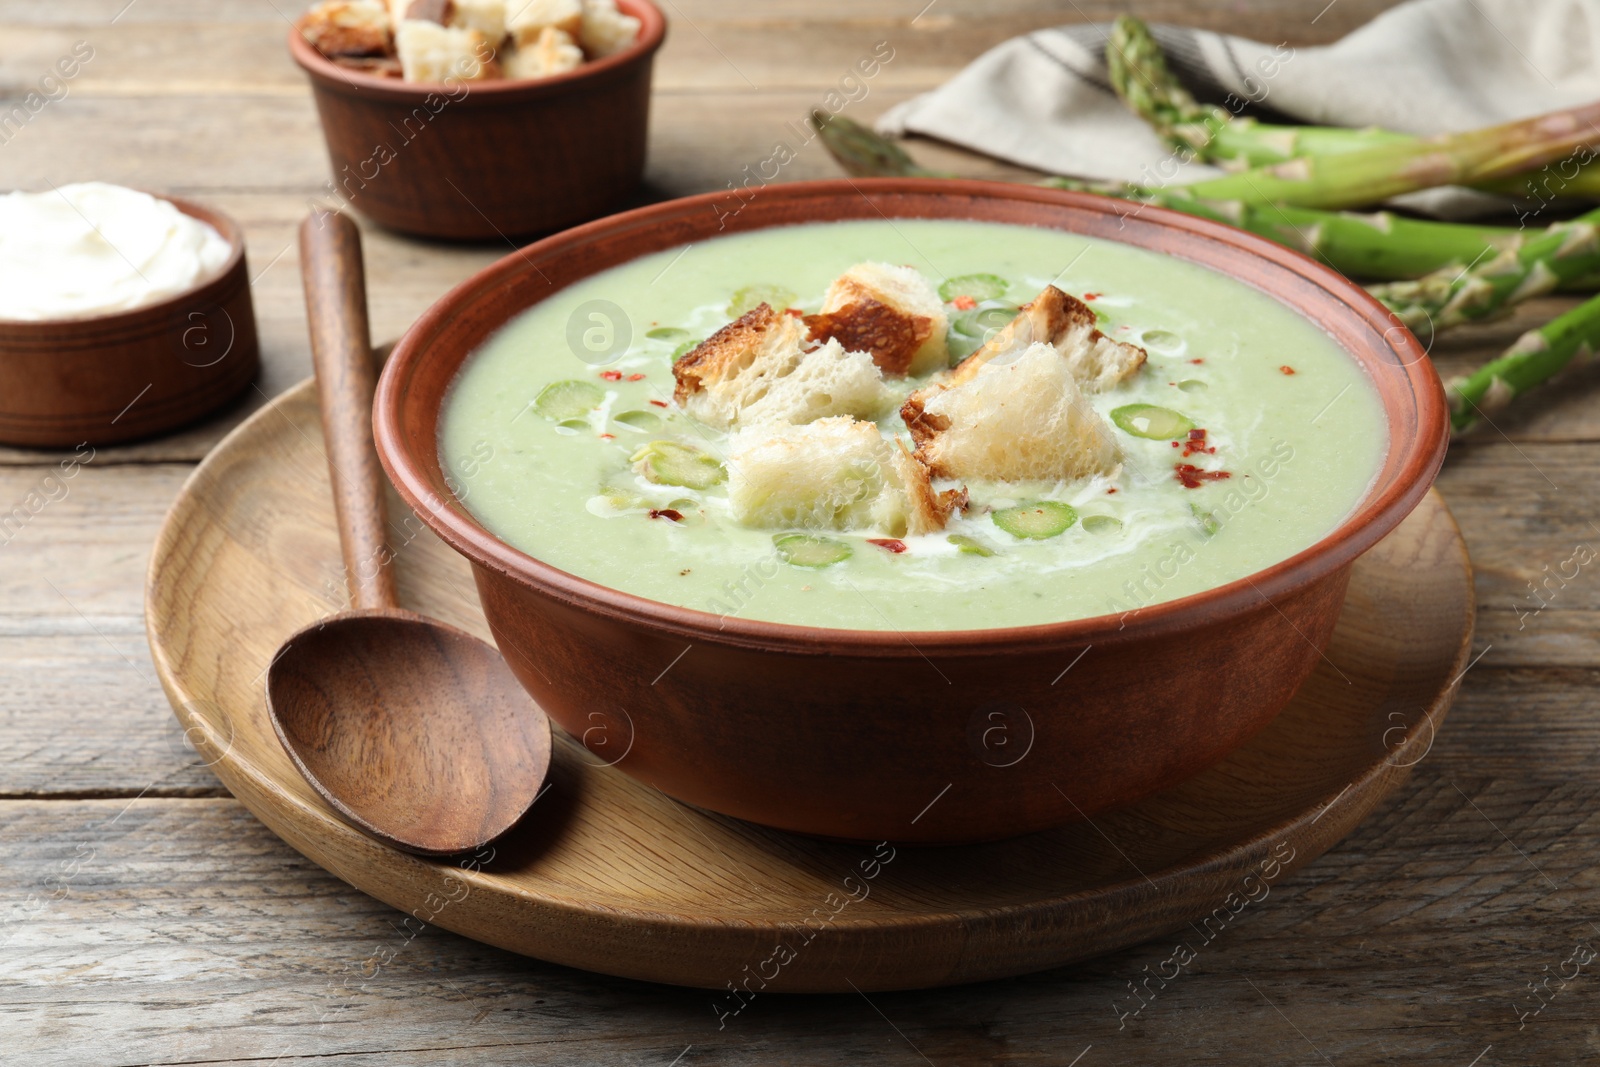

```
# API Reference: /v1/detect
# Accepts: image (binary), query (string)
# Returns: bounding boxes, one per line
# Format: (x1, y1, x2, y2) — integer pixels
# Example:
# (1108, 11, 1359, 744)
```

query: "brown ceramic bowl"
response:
(0, 194, 259, 448)
(288, 1, 665, 240)
(374, 179, 1449, 844)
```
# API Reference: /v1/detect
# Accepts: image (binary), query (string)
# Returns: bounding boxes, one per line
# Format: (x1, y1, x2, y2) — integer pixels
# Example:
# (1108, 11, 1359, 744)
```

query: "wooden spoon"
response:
(266, 210, 551, 857)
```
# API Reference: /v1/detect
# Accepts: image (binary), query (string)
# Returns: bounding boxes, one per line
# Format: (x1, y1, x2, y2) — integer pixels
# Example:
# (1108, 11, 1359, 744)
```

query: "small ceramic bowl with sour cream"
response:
(0, 182, 259, 448)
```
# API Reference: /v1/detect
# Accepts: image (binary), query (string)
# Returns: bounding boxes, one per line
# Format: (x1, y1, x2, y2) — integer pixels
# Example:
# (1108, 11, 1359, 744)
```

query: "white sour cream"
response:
(0, 182, 232, 321)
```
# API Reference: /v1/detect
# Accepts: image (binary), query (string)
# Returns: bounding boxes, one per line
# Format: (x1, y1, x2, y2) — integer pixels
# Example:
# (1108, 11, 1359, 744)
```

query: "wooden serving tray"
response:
(146, 378, 1474, 993)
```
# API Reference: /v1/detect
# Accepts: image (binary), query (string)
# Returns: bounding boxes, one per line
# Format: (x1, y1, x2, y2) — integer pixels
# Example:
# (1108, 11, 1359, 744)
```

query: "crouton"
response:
(946, 285, 1146, 392)
(505, 0, 582, 45)
(398, 0, 453, 22)
(501, 26, 583, 78)
(579, 0, 641, 56)
(726, 417, 963, 535)
(449, 0, 507, 40)
(332, 54, 404, 76)
(672, 304, 893, 430)
(394, 18, 498, 81)
(903, 342, 1121, 482)
(301, 0, 393, 57)
(889, 439, 968, 535)
(805, 262, 948, 377)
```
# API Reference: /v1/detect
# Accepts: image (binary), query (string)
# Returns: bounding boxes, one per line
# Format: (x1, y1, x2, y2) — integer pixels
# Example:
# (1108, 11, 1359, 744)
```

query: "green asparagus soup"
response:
(439, 219, 1387, 631)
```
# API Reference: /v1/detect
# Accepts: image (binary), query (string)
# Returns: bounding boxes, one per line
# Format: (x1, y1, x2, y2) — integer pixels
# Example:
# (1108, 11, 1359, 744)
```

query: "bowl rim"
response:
(374, 178, 1449, 655)
(0, 189, 246, 334)
(287, 0, 666, 101)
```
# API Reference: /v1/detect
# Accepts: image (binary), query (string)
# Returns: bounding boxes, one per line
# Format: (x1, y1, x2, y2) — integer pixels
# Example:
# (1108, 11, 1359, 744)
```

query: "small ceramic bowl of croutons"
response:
(289, 0, 665, 240)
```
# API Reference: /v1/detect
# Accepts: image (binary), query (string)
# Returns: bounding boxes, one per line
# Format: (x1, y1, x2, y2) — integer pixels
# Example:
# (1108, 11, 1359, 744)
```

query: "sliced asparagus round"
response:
(1111, 403, 1195, 440)
(953, 305, 1020, 338)
(631, 441, 726, 489)
(727, 284, 796, 318)
(1082, 515, 1124, 534)
(773, 533, 852, 568)
(613, 410, 664, 432)
(993, 502, 1078, 540)
(939, 274, 1010, 303)
(534, 380, 604, 421)
(947, 533, 997, 556)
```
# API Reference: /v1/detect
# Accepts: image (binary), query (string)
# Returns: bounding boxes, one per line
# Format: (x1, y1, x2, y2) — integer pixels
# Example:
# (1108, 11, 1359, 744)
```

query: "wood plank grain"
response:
(1, 0, 1595, 1058)
(0, 17, 1041, 94)
(0, 635, 230, 798)
(2, 770, 1594, 1065)
(0, 0, 1408, 42)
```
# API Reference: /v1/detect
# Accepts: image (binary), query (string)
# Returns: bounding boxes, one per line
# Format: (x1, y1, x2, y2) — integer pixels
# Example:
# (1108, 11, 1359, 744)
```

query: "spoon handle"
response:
(299, 210, 399, 614)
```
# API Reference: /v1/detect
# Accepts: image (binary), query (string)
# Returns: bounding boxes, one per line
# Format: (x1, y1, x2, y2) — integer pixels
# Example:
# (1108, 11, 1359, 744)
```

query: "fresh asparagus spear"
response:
(1105, 14, 1600, 202)
(1447, 290, 1600, 434)
(1369, 208, 1600, 334)
(814, 109, 944, 178)
(1162, 101, 1600, 210)
(1067, 185, 1524, 281)
(1104, 15, 1403, 169)
(811, 111, 1521, 281)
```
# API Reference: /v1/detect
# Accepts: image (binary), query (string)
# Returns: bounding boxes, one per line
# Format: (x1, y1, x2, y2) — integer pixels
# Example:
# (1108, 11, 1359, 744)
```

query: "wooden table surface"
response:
(4, 1, 1597, 1063)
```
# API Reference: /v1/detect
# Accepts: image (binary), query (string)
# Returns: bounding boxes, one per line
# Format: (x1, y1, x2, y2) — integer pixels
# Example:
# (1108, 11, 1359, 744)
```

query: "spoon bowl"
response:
(266, 210, 551, 856)
(269, 611, 551, 856)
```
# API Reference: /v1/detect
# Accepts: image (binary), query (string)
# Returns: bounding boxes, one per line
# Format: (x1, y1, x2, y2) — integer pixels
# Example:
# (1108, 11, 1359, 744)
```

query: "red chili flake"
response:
(649, 399, 669, 408)
(1083, 292, 1102, 301)
(1181, 427, 1216, 458)
(649, 508, 684, 522)
(1189, 358, 1205, 365)
(1170, 441, 1181, 448)
(951, 295, 978, 311)
(1174, 463, 1232, 489)
(599, 433, 616, 440)
(867, 538, 908, 554)
(1279, 365, 1297, 375)
(600, 370, 623, 381)
(1106, 487, 1118, 494)
(627, 372, 646, 381)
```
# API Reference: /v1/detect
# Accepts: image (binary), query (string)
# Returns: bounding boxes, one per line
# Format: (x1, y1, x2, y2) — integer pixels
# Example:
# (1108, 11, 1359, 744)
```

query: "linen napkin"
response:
(877, 0, 1600, 216)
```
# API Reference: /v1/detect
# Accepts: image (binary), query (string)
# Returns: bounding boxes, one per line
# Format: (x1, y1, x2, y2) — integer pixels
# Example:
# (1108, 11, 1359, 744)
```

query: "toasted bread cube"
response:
(741, 336, 894, 428)
(505, 0, 582, 45)
(395, 18, 498, 81)
(890, 440, 968, 535)
(501, 26, 583, 78)
(948, 285, 1145, 392)
(301, 0, 393, 57)
(392, 0, 450, 24)
(904, 342, 1121, 482)
(450, 0, 507, 39)
(579, 0, 640, 56)
(805, 262, 948, 377)
(672, 304, 893, 430)
(332, 54, 404, 76)
(727, 418, 963, 535)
